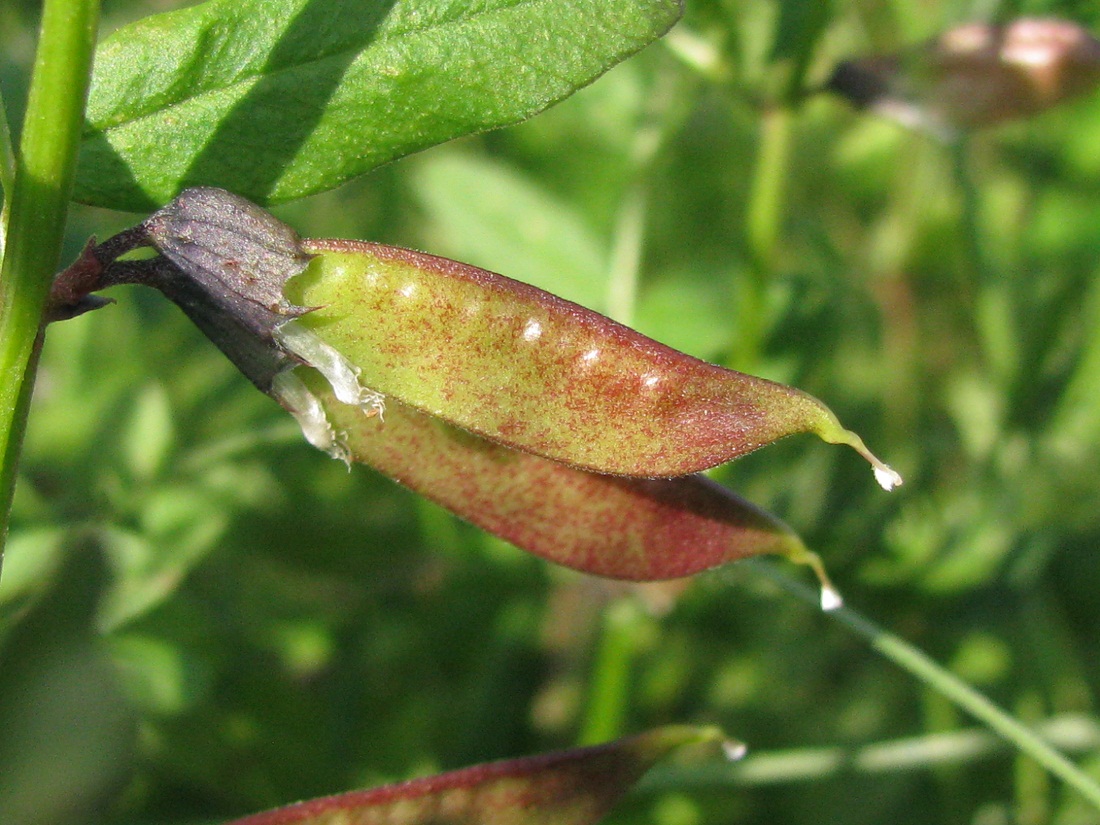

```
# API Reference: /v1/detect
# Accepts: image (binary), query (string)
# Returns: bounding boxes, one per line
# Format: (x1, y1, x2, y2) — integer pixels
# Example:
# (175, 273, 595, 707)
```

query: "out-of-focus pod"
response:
(828, 19, 1100, 134)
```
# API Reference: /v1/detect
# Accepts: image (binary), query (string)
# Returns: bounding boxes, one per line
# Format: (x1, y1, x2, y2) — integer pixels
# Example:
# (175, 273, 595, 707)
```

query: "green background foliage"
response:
(2, 0, 1100, 823)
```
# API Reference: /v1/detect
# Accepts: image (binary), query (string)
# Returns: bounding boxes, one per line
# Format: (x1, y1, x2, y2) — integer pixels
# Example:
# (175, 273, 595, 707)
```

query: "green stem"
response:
(951, 138, 1017, 382)
(661, 26, 730, 84)
(605, 186, 647, 327)
(735, 106, 794, 368)
(606, 61, 691, 327)
(639, 713, 1100, 789)
(748, 559, 1100, 811)
(950, 139, 989, 285)
(745, 107, 793, 279)
(179, 421, 304, 473)
(0, 90, 16, 258)
(0, 0, 100, 562)
(578, 597, 644, 745)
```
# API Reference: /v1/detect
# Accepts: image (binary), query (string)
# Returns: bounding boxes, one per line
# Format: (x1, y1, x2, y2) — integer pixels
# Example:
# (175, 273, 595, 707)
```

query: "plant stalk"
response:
(0, 0, 100, 563)
(605, 185, 647, 327)
(951, 137, 1018, 384)
(0, 90, 16, 257)
(639, 713, 1100, 789)
(734, 105, 794, 369)
(747, 559, 1100, 811)
(578, 597, 644, 745)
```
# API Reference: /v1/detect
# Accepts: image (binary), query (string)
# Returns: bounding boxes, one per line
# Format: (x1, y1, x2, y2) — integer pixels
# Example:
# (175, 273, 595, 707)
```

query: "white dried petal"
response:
(271, 371, 347, 461)
(270, 322, 386, 463)
(275, 320, 386, 418)
(873, 464, 904, 492)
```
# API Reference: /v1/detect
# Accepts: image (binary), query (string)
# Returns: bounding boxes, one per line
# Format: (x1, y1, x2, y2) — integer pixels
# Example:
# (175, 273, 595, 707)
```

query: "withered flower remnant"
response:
(829, 18, 1100, 135)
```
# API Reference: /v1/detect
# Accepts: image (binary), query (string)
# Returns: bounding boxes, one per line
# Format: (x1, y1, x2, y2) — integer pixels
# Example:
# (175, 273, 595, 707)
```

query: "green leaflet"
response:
(74, 0, 682, 210)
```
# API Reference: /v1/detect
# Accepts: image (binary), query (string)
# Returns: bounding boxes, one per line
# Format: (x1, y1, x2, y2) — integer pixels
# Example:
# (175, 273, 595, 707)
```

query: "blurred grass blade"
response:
(768, 0, 832, 102)
(224, 726, 724, 825)
(0, 529, 67, 636)
(0, 549, 135, 825)
(747, 558, 1100, 812)
(74, 0, 683, 210)
(0, 88, 14, 213)
(638, 715, 1100, 789)
(411, 153, 610, 311)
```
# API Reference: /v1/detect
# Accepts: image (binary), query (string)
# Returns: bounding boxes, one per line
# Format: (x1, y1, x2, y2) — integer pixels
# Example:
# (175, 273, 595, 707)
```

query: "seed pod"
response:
(282, 240, 900, 488)
(87, 189, 897, 488)
(828, 18, 1100, 134)
(273, 368, 840, 599)
(76, 187, 879, 596)
(225, 726, 729, 825)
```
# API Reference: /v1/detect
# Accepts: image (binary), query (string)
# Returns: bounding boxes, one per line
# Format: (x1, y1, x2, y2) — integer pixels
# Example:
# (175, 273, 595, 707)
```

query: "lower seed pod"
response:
(271, 365, 841, 600)
(225, 726, 728, 825)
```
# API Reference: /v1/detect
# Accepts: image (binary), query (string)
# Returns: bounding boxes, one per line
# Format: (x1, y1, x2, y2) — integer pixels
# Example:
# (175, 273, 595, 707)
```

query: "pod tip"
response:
(722, 740, 748, 762)
(818, 420, 902, 492)
(820, 584, 844, 612)
(873, 464, 904, 492)
(782, 541, 844, 613)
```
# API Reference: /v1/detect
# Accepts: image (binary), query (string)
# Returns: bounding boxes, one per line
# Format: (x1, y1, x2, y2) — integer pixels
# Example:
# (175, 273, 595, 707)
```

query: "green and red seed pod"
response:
(285, 239, 900, 487)
(65, 187, 897, 600)
(224, 726, 728, 825)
